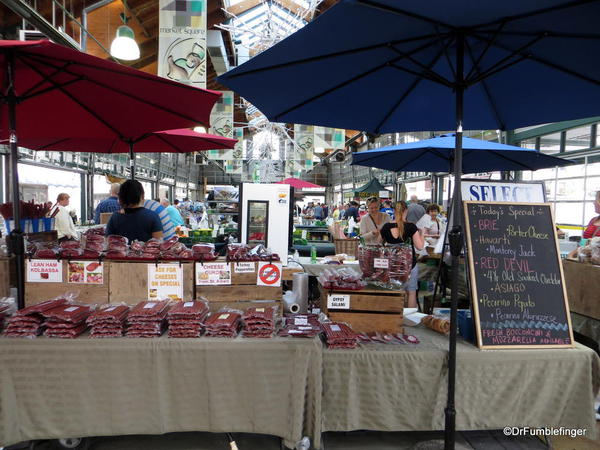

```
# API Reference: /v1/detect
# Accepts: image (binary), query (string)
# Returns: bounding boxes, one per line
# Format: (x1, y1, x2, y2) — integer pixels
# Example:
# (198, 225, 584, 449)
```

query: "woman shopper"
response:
(359, 197, 391, 244)
(416, 203, 443, 248)
(106, 180, 163, 242)
(380, 200, 425, 308)
(583, 191, 600, 239)
(50, 193, 78, 242)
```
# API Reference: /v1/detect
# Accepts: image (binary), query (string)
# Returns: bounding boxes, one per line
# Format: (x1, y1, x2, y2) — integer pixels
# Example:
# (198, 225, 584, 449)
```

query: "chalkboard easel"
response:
(464, 201, 574, 349)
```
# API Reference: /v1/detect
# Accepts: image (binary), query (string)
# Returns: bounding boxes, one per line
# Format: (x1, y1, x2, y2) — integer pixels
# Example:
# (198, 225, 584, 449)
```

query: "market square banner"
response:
(158, 0, 207, 88)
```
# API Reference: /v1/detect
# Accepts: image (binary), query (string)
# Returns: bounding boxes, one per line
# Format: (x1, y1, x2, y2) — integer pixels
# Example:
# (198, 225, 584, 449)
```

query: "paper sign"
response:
(327, 294, 350, 310)
(294, 317, 308, 325)
(234, 262, 256, 273)
(147, 264, 184, 301)
(144, 302, 157, 309)
(257, 262, 282, 287)
(256, 308, 265, 312)
(104, 306, 118, 312)
(26, 260, 62, 283)
(67, 261, 104, 284)
(64, 306, 79, 312)
(218, 314, 230, 320)
(184, 302, 194, 307)
(301, 230, 308, 239)
(330, 324, 342, 332)
(374, 258, 389, 269)
(196, 262, 231, 285)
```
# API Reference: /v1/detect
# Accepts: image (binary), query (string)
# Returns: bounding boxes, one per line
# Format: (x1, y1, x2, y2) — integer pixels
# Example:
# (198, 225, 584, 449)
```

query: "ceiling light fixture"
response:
(110, 13, 140, 61)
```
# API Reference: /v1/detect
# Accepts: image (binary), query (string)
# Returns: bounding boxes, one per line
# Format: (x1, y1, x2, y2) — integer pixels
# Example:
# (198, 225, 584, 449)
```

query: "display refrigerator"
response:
(239, 183, 294, 265)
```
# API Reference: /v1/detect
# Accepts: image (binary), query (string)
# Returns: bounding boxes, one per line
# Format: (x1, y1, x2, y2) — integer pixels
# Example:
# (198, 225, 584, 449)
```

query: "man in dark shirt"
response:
(345, 201, 360, 222)
(94, 183, 121, 224)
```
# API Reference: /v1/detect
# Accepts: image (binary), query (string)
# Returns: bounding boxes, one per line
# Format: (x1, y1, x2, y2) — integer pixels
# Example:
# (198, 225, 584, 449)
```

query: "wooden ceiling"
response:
(0, 0, 339, 130)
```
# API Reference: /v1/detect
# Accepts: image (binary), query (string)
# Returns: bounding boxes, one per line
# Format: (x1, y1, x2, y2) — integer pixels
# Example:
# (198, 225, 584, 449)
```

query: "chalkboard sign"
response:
(464, 202, 573, 349)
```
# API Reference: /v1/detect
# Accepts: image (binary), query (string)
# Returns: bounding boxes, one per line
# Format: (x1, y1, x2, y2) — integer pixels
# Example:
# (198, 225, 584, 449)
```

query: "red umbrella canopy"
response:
(276, 177, 324, 189)
(0, 40, 221, 140)
(16, 129, 238, 153)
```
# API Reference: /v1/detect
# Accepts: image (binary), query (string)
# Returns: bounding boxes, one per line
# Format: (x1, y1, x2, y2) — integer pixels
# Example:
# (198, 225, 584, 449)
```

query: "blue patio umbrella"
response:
(352, 134, 574, 173)
(218, 1, 600, 447)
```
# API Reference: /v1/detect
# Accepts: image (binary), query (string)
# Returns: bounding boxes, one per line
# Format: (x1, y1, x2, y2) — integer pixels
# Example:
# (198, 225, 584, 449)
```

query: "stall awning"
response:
(354, 179, 391, 198)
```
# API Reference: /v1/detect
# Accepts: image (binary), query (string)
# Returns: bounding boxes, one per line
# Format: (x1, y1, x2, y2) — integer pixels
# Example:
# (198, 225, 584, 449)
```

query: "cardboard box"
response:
(563, 259, 600, 320)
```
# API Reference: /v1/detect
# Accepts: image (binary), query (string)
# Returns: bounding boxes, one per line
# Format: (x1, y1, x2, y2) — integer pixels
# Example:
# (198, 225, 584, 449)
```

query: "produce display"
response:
(42, 304, 93, 338)
(226, 243, 280, 262)
(167, 300, 209, 338)
(358, 244, 412, 288)
(126, 301, 170, 338)
(317, 268, 365, 290)
(321, 322, 359, 349)
(242, 307, 276, 338)
(204, 311, 241, 338)
(87, 304, 130, 338)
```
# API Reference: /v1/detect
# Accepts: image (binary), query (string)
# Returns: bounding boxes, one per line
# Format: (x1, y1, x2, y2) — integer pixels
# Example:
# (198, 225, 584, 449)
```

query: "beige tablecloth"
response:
(322, 327, 600, 437)
(0, 336, 322, 449)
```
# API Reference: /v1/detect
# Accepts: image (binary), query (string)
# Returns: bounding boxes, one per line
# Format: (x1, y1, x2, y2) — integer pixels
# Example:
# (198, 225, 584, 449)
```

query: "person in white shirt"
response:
(50, 193, 78, 242)
(416, 203, 442, 248)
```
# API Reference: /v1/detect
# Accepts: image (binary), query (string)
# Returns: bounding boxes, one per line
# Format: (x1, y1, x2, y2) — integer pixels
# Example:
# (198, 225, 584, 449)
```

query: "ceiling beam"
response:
(122, 0, 151, 38)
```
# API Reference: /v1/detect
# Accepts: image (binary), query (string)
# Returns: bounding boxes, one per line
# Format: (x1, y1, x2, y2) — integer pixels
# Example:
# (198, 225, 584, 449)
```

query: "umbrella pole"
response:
(444, 34, 465, 450)
(6, 50, 26, 310)
(128, 141, 135, 180)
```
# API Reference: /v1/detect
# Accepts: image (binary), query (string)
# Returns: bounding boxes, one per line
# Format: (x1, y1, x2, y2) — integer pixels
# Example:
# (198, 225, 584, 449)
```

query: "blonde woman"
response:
(380, 201, 425, 308)
(583, 191, 600, 239)
(50, 193, 78, 242)
(359, 197, 391, 244)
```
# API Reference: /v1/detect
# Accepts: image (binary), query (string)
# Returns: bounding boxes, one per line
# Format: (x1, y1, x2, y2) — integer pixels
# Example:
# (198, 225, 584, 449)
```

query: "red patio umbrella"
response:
(0, 40, 221, 309)
(276, 177, 324, 189)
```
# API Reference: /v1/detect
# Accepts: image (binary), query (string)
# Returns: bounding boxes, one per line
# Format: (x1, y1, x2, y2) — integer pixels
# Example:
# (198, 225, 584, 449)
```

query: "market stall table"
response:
(0, 335, 322, 449)
(322, 327, 599, 436)
(296, 257, 361, 277)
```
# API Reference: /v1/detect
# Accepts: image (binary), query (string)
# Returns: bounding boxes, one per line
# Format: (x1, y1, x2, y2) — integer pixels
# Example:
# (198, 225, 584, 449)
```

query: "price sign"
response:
(327, 294, 350, 310)
(147, 264, 184, 300)
(67, 261, 104, 285)
(196, 262, 231, 285)
(234, 262, 256, 273)
(26, 260, 62, 283)
(374, 258, 389, 269)
(302, 230, 308, 239)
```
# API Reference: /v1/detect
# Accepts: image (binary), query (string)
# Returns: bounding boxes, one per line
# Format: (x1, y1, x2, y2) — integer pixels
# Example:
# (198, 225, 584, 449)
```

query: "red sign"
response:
(257, 262, 282, 287)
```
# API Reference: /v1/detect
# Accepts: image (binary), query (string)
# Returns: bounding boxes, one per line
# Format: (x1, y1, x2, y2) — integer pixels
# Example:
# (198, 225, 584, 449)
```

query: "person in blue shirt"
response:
(380, 200, 395, 220)
(161, 198, 185, 227)
(106, 180, 163, 242)
(94, 183, 121, 224)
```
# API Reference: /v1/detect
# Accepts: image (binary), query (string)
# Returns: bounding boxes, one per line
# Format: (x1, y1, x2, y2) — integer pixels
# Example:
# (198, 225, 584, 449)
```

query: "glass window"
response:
(564, 125, 592, 152)
(555, 202, 585, 226)
(586, 161, 600, 176)
(585, 177, 600, 200)
(555, 178, 584, 201)
(531, 167, 556, 181)
(539, 132, 562, 154)
(557, 162, 585, 179)
(519, 138, 537, 150)
(583, 201, 599, 225)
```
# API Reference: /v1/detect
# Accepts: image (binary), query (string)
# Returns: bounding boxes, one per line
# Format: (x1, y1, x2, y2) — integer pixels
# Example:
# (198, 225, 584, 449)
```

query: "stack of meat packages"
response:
(0, 298, 15, 331)
(83, 229, 105, 258)
(204, 311, 241, 338)
(42, 303, 92, 338)
(242, 307, 276, 338)
(167, 301, 209, 338)
(87, 304, 130, 338)
(126, 300, 169, 337)
(59, 239, 84, 258)
(279, 313, 321, 338)
(192, 243, 218, 261)
(106, 235, 128, 259)
(321, 322, 359, 349)
(3, 298, 67, 337)
(160, 236, 193, 259)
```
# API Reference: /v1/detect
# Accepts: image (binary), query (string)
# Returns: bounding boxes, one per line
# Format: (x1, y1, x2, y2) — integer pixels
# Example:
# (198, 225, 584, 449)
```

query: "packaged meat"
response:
(60, 240, 82, 250)
(317, 268, 365, 290)
(42, 304, 93, 323)
(87, 304, 129, 325)
(321, 322, 359, 349)
(204, 310, 241, 338)
(107, 235, 128, 246)
(105, 251, 128, 259)
(192, 243, 215, 254)
(421, 315, 450, 335)
(15, 298, 68, 316)
(44, 322, 87, 338)
(128, 301, 170, 319)
(159, 236, 179, 252)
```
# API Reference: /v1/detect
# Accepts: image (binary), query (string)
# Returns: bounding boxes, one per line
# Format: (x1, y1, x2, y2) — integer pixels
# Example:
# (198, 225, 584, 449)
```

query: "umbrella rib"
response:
(18, 56, 125, 138)
(355, 0, 455, 30)
(463, 38, 506, 130)
(376, 46, 448, 133)
(20, 54, 211, 130)
(470, 32, 600, 86)
(479, 30, 600, 39)
(465, 21, 506, 82)
(435, 25, 457, 80)
(388, 45, 453, 87)
(474, 0, 598, 29)
(465, 33, 545, 86)
(154, 133, 182, 153)
(272, 37, 440, 121)
(20, 60, 72, 98)
(222, 33, 443, 79)
(21, 77, 85, 101)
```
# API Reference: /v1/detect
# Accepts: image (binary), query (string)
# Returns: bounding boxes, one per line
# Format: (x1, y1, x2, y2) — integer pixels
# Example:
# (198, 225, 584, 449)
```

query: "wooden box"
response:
(563, 259, 600, 320)
(319, 284, 405, 333)
(109, 261, 195, 304)
(0, 256, 15, 297)
(25, 260, 110, 306)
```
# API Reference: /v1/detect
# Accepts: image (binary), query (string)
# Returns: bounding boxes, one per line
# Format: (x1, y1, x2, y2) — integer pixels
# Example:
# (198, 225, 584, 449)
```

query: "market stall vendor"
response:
(380, 200, 424, 308)
(106, 180, 163, 242)
(583, 190, 600, 239)
(416, 203, 443, 248)
(359, 197, 391, 244)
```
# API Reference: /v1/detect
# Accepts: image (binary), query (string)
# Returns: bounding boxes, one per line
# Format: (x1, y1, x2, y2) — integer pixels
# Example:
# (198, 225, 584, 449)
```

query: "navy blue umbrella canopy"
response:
(219, 0, 600, 134)
(352, 134, 574, 173)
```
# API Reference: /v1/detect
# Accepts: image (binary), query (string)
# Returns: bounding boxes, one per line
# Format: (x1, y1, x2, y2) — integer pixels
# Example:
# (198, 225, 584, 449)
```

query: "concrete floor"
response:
(7, 429, 600, 450)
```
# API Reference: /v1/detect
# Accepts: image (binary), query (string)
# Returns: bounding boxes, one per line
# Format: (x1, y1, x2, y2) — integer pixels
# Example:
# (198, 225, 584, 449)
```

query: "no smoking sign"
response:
(257, 262, 283, 287)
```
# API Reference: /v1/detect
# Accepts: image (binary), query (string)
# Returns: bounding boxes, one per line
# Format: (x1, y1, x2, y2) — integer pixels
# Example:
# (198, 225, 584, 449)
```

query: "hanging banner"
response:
(294, 124, 313, 170)
(67, 261, 104, 284)
(232, 127, 245, 159)
(158, 0, 207, 88)
(225, 160, 243, 174)
(147, 264, 184, 300)
(26, 260, 62, 283)
(314, 126, 345, 150)
(208, 91, 234, 160)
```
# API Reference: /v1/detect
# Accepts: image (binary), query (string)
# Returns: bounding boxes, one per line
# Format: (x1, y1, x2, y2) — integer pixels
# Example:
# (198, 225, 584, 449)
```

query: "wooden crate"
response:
(0, 256, 15, 297)
(207, 300, 281, 314)
(109, 261, 194, 304)
(228, 262, 303, 284)
(319, 284, 405, 333)
(25, 260, 110, 306)
(563, 259, 600, 320)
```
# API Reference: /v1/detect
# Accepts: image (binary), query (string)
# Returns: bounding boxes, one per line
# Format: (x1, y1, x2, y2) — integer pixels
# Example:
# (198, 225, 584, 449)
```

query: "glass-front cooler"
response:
(247, 200, 269, 247)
